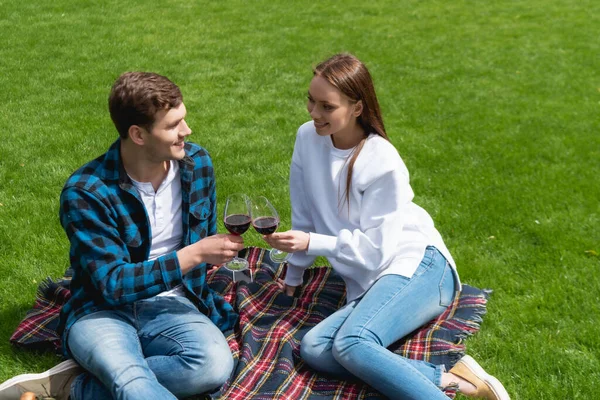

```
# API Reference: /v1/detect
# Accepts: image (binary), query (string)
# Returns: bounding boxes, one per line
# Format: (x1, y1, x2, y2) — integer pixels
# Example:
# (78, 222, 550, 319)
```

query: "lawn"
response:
(1, 0, 599, 398)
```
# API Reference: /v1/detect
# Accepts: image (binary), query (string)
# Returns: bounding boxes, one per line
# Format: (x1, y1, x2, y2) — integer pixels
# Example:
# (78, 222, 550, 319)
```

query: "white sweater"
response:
(285, 121, 461, 302)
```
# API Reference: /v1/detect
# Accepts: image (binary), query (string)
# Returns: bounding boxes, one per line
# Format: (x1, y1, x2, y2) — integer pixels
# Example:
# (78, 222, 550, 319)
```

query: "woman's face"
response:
(307, 75, 360, 138)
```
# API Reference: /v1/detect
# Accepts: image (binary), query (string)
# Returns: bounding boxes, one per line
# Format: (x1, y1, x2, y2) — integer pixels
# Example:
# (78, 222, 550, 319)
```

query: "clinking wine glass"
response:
(250, 196, 292, 263)
(223, 193, 252, 282)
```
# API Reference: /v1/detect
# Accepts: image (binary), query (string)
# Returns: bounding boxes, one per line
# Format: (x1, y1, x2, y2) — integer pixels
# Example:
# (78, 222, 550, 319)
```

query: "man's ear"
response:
(353, 100, 363, 117)
(128, 125, 146, 145)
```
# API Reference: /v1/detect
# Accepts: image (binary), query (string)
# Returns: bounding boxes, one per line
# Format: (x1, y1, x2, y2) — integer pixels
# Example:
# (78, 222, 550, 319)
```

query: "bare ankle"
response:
(442, 372, 477, 395)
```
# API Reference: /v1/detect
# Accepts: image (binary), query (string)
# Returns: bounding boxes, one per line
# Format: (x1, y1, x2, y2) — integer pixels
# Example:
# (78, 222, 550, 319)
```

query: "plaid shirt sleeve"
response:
(208, 166, 218, 237)
(60, 185, 184, 305)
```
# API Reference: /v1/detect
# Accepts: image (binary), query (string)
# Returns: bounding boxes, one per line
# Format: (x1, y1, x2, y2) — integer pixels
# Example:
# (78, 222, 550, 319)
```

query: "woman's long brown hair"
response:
(313, 53, 389, 209)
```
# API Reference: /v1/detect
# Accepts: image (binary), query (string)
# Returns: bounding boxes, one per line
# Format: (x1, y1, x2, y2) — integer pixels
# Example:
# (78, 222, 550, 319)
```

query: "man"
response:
(1, 72, 244, 399)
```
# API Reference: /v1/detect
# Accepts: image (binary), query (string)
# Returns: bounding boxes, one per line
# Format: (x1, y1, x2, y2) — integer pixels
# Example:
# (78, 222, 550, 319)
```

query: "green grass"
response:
(1, 0, 599, 398)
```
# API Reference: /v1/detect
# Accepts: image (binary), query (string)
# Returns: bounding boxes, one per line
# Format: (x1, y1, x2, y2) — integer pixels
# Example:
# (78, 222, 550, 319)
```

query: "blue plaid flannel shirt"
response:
(58, 139, 238, 357)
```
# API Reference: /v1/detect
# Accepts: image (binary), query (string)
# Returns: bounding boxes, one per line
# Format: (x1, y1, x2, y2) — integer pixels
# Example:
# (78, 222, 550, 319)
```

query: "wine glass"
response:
(223, 193, 252, 282)
(250, 196, 292, 264)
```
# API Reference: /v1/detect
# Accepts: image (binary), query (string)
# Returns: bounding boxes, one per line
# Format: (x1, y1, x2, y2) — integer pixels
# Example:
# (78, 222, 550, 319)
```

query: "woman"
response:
(264, 53, 509, 400)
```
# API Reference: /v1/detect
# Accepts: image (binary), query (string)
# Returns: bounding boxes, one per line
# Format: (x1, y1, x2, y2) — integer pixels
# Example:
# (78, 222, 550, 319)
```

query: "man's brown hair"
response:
(108, 72, 183, 139)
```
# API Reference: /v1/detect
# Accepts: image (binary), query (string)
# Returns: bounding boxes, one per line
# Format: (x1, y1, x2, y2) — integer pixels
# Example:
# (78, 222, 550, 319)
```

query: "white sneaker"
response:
(0, 359, 82, 400)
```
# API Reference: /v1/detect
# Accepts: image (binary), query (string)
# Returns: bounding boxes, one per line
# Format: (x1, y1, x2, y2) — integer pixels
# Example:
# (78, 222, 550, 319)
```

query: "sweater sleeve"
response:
(285, 133, 317, 287)
(306, 156, 414, 273)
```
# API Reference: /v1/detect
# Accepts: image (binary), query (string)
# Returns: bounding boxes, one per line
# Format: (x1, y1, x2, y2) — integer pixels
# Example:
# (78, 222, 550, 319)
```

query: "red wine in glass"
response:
(224, 214, 251, 235)
(252, 216, 279, 235)
(223, 194, 252, 282)
(250, 196, 291, 263)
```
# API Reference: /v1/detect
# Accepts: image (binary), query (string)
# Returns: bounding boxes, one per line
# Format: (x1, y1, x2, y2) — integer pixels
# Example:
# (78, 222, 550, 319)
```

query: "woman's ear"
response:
(353, 100, 363, 117)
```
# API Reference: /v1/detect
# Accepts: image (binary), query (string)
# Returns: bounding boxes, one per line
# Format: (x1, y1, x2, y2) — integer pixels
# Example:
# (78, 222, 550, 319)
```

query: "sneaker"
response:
(448, 355, 510, 400)
(0, 359, 82, 400)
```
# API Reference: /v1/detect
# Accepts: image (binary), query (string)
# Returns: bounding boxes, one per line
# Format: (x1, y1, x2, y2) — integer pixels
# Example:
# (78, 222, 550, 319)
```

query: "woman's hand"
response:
(262, 230, 310, 253)
(275, 278, 299, 297)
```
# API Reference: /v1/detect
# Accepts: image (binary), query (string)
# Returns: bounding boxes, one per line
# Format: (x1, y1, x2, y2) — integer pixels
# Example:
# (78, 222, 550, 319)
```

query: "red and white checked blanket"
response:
(11, 247, 490, 399)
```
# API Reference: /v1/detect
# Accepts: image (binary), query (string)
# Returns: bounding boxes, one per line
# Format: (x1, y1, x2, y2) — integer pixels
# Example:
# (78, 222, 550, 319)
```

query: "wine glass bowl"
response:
(224, 214, 252, 235)
(250, 196, 291, 264)
(252, 216, 279, 235)
(223, 194, 252, 282)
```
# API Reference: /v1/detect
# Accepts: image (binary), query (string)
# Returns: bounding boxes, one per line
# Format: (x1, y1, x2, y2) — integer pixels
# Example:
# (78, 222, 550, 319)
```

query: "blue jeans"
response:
(300, 247, 456, 400)
(67, 295, 233, 400)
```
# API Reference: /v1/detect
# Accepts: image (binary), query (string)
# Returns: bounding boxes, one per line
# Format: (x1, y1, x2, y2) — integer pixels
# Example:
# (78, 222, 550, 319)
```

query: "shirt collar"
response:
(98, 139, 196, 185)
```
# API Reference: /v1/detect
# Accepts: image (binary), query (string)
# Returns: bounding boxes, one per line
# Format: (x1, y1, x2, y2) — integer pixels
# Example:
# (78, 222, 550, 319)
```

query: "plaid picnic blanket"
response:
(10, 275, 72, 353)
(10, 247, 491, 399)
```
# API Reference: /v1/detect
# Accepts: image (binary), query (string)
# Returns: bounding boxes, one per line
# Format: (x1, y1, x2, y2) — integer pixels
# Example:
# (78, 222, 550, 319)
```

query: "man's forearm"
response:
(177, 243, 202, 275)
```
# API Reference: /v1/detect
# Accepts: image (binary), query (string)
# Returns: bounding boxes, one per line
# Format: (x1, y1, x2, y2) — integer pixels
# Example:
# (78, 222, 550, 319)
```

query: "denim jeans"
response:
(300, 246, 456, 400)
(67, 295, 233, 400)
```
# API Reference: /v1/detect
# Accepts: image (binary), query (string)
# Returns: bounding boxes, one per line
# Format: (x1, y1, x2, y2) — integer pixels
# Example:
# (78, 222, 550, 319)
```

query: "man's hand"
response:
(195, 234, 245, 265)
(178, 234, 244, 274)
(262, 230, 309, 253)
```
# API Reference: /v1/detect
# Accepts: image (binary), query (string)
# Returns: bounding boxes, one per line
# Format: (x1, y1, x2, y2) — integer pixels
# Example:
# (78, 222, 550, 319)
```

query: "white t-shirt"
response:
(285, 121, 461, 302)
(130, 160, 185, 297)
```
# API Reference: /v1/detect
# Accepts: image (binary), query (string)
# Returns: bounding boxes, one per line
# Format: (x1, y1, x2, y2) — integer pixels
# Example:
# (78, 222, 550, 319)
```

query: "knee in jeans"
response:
(332, 330, 377, 365)
(208, 350, 234, 387)
(300, 329, 327, 365)
(189, 345, 234, 392)
(111, 364, 154, 396)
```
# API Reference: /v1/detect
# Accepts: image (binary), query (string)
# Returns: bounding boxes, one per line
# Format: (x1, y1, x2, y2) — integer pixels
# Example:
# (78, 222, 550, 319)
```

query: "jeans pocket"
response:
(438, 262, 455, 307)
(413, 247, 436, 278)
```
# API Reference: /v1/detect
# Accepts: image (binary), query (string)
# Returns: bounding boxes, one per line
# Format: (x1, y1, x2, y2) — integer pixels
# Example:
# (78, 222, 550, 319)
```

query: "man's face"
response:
(144, 102, 191, 162)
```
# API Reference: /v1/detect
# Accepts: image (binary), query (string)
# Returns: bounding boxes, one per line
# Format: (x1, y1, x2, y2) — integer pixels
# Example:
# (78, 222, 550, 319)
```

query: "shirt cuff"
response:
(159, 251, 184, 289)
(306, 232, 337, 257)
